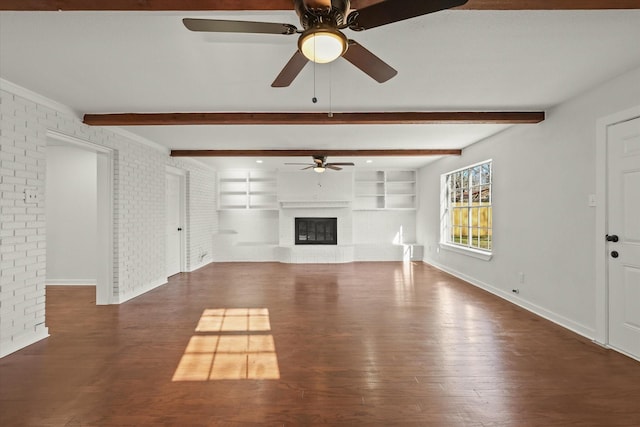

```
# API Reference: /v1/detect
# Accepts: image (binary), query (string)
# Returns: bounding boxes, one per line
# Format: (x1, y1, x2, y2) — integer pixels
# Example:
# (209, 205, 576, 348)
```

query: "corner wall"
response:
(0, 82, 217, 357)
(417, 65, 640, 338)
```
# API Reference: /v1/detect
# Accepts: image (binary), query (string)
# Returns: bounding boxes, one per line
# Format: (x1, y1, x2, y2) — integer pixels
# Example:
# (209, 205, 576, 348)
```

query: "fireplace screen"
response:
(295, 217, 337, 245)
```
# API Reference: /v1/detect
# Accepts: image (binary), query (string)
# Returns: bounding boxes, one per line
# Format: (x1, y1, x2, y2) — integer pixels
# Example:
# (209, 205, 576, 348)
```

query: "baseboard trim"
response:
(423, 259, 595, 340)
(0, 329, 50, 358)
(113, 278, 167, 304)
(188, 259, 212, 272)
(46, 279, 96, 286)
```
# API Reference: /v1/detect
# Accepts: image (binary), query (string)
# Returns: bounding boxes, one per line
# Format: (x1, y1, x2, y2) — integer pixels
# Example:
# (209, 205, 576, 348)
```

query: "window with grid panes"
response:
(443, 161, 492, 252)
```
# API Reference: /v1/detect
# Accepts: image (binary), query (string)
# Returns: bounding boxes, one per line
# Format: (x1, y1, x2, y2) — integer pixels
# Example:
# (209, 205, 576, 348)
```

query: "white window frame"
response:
(440, 159, 493, 261)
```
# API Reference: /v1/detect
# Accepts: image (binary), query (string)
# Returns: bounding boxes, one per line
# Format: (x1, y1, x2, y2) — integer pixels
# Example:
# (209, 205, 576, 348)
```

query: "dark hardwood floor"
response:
(1, 262, 640, 426)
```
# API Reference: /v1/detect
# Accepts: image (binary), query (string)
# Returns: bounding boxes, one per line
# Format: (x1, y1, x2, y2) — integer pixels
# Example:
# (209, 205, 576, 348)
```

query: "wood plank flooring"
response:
(1, 262, 640, 426)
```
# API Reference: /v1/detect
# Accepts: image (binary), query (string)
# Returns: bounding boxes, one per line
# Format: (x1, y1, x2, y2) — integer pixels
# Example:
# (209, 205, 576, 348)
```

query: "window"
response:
(442, 160, 492, 252)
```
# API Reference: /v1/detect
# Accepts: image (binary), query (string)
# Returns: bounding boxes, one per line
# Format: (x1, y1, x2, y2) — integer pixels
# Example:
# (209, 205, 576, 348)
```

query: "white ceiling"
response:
(1, 9, 640, 170)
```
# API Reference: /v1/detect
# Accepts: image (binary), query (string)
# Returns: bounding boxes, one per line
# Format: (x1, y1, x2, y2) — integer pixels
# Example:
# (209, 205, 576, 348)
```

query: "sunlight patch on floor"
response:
(173, 308, 280, 381)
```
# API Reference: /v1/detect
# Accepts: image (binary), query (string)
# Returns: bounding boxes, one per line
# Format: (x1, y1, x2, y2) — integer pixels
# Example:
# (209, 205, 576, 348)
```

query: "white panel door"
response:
(607, 116, 640, 360)
(166, 173, 182, 277)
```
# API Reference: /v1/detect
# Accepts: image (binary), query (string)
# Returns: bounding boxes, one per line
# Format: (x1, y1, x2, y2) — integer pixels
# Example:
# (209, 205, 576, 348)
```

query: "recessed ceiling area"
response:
(1, 8, 640, 169)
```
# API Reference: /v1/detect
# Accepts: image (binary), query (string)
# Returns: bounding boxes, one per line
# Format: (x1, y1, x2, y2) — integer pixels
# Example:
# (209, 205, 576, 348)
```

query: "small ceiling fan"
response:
(285, 155, 355, 173)
(183, 0, 468, 87)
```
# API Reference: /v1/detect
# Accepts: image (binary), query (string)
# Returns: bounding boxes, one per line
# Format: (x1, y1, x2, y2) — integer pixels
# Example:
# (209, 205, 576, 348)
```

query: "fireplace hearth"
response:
(295, 217, 337, 245)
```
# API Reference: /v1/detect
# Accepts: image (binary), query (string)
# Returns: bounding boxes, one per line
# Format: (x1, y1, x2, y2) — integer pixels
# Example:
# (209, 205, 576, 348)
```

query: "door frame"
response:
(166, 166, 187, 274)
(595, 105, 640, 347)
(46, 130, 114, 305)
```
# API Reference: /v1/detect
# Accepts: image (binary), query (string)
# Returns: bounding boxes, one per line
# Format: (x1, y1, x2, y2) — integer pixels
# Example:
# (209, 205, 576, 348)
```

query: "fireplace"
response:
(295, 217, 337, 245)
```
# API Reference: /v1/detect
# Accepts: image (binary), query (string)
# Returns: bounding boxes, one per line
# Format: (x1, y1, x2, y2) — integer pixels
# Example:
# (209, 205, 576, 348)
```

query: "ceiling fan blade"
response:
(183, 18, 298, 35)
(285, 163, 314, 165)
(326, 165, 343, 170)
(301, 166, 315, 170)
(272, 51, 309, 87)
(327, 162, 355, 166)
(342, 40, 397, 83)
(347, 0, 468, 31)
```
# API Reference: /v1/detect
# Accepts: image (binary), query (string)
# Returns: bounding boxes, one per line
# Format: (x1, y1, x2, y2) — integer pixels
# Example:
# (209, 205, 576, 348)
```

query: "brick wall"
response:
(168, 159, 218, 271)
(0, 90, 48, 357)
(0, 83, 217, 357)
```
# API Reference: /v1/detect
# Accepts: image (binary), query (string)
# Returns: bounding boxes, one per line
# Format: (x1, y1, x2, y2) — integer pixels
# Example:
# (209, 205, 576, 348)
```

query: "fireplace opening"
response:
(295, 217, 337, 245)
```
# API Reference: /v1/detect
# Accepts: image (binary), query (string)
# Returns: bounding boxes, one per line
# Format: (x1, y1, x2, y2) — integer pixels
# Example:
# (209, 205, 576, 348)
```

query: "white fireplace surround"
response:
(276, 205, 353, 263)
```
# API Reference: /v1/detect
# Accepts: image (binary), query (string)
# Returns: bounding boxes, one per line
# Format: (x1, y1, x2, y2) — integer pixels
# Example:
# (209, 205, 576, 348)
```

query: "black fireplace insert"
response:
(295, 217, 337, 245)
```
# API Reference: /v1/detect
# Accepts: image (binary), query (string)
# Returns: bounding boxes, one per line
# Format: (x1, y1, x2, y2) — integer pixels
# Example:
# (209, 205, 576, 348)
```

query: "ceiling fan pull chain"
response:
(312, 36, 318, 104)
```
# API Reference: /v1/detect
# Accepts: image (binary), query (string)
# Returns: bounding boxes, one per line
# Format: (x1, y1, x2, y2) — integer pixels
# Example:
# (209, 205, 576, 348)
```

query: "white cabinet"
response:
(218, 170, 277, 210)
(354, 170, 417, 210)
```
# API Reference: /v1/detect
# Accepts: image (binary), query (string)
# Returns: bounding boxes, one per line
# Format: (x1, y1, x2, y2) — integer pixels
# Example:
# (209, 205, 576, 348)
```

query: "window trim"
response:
(440, 159, 493, 260)
(439, 242, 493, 261)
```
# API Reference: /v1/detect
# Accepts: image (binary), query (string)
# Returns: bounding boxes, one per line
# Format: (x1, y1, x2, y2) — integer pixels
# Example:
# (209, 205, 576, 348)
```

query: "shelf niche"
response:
(218, 170, 277, 210)
(354, 169, 417, 210)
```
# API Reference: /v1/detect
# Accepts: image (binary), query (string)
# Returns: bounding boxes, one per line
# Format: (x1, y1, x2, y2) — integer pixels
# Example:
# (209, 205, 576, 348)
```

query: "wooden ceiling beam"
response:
(2, 0, 638, 10)
(83, 111, 544, 126)
(170, 149, 462, 157)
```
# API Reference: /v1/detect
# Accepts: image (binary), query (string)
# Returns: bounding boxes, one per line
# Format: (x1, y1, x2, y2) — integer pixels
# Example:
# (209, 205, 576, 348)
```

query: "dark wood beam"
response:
(83, 111, 544, 126)
(170, 149, 462, 157)
(2, 0, 638, 10)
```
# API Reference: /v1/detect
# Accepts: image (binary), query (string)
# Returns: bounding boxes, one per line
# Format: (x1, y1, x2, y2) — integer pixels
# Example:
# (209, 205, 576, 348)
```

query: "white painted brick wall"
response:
(0, 89, 48, 356)
(0, 84, 217, 357)
(167, 159, 217, 271)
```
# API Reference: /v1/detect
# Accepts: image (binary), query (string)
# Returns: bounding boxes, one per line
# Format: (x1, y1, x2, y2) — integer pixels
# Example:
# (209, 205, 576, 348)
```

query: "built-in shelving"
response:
(218, 170, 277, 210)
(354, 169, 417, 210)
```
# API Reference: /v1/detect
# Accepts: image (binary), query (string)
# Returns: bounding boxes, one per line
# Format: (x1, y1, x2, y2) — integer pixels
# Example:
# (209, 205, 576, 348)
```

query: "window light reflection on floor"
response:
(173, 308, 280, 381)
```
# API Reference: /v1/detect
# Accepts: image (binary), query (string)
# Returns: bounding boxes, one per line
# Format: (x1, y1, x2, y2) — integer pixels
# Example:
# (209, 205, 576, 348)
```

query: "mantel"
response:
(279, 200, 351, 209)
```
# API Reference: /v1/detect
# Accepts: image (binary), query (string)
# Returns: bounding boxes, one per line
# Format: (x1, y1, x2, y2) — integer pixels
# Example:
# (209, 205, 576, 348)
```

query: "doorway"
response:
(166, 167, 186, 277)
(46, 131, 113, 305)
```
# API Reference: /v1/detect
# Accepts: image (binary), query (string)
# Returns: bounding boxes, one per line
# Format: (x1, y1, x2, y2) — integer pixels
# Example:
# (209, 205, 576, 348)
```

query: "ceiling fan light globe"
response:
(299, 29, 347, 64)
(313, 166, 326, 173)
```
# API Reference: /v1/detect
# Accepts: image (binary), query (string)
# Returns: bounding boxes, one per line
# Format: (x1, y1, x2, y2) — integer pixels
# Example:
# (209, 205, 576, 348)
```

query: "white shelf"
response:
(218, 170, 278, 210)
(354, 169, 417, 210)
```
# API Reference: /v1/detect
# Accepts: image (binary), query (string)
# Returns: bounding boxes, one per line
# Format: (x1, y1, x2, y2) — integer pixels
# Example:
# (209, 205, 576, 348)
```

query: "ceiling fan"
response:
(183, 0, 468, 87)
(285, 155, 355, 173)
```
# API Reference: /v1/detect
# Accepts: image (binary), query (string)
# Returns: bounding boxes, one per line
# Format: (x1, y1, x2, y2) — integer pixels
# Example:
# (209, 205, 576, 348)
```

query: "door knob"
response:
(611, 251, 619, 258)
(606, 234, 619, 242)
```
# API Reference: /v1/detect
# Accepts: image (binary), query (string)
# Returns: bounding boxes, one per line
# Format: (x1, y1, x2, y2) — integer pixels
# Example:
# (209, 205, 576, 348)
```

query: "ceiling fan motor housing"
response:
(295, 0, 350, 30)
(313, 155, 327, 165)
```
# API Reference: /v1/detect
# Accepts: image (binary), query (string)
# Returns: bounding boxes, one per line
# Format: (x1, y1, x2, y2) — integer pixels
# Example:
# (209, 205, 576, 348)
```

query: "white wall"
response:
(0, 82, 217, 357)
(45, 144, 97, 284)
(353, 210, 416, 245)
(417, 65, 640, 338)
(219, 210, 278, 244)
(278, 170, 353, 202)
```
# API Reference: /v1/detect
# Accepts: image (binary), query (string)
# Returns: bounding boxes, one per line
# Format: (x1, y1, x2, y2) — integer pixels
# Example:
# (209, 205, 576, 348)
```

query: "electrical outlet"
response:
(518, 272, 525, 284)
(24, 188, 38, 204)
